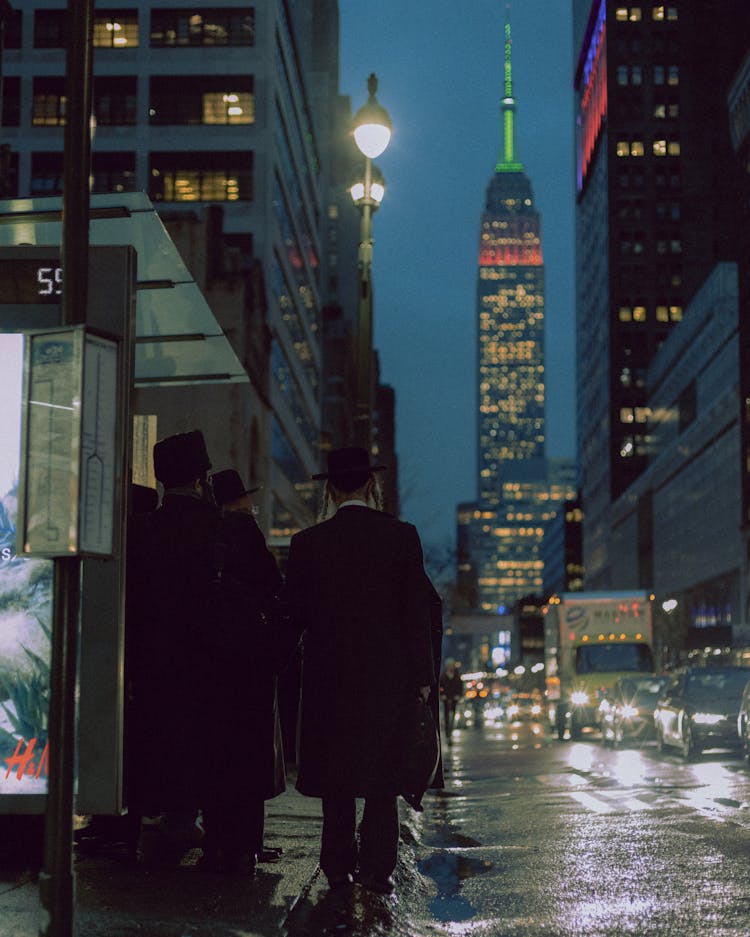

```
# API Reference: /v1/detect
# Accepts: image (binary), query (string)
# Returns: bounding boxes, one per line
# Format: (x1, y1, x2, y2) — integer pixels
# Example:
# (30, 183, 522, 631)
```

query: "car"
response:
(505, 692, 545, 722)
(654, 666, 750, 761)
(599, 675, 668, 747)
(737, 677, 750, 764)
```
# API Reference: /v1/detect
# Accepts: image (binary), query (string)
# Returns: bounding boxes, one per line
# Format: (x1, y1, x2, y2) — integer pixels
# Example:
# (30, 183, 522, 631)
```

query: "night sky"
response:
(338, 1, 576, 550)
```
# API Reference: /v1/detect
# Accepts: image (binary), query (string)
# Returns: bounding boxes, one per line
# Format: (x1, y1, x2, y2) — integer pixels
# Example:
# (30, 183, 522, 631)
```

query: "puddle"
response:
(419, 852, 494, 923)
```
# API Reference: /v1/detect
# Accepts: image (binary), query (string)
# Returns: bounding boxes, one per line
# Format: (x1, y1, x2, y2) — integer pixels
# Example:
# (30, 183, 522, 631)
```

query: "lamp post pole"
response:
(351, 74, 391, 452)
(354, 155, 374, 449)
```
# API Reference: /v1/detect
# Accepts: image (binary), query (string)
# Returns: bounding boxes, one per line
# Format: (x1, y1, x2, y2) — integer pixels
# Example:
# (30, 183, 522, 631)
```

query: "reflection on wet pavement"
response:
(419, 852, 494, 923)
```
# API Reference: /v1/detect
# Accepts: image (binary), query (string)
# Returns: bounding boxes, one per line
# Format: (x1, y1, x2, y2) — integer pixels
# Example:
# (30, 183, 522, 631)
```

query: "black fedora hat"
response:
(153, 430, 211, 488)
(312, 446, 387, 481)
(211, 469, 262, 506)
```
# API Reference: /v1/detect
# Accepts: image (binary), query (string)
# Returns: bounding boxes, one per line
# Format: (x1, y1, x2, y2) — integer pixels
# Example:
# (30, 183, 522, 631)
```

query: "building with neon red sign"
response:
(573, 0, 747, 589)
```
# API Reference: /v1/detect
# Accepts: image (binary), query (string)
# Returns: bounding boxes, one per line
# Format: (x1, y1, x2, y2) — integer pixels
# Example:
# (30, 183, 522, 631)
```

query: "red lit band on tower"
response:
(479, 244, 542, 266)
(576, 0, 607, 190)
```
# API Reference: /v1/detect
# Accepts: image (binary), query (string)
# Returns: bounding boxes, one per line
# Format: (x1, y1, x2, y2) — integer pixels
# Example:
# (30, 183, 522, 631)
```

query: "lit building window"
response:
(654, 65, 665, 85)
(617, 66, 629, 86)
(668, 66, 679, 86)
(616, 7, 628, 20)
(653, 4, 678, 20)
(619, 306, 632, 321)
(656, 305, 669, 321)
(149, 151, 253, 201)
(202, 91, 254, 124)
(620, 408, 634, 423)
(634, 407, 650, 423)
(620, 438, 634, 457)
(32, 78, 66, 126)
(667, 140, 681, 156)
(617, 140, 630, 157)
(631, 66, 642, 85)
(670, 305, 683, 321)
(653, 139, 667, 156)
(151, 8, 255, 47)
(633, 305, 646, 321)
(631, 141, 645, 156)
(629, 7, 642, 19)
(93, 10, 139, 48)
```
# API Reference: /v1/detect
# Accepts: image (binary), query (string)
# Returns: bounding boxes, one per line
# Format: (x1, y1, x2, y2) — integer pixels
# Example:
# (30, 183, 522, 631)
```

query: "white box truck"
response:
(543, 591, 655, 740)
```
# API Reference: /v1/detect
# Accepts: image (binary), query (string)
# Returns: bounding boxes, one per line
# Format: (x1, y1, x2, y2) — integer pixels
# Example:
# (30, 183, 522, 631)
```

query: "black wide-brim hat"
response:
(312, 446, 387, 481)
(153, 430, 211, 487)
(210, 469, 262, 506)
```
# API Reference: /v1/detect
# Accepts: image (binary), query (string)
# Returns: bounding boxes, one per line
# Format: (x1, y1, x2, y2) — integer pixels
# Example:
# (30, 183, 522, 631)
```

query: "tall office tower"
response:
(477, 14, 545, 506)
(460, 13, 575, 614)
(0, 0, 332, 542)
(574, 0, 747, 587)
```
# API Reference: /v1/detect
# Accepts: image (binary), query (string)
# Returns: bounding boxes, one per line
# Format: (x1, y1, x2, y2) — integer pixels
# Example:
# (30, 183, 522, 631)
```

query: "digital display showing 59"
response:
(0, 259, 64, 304)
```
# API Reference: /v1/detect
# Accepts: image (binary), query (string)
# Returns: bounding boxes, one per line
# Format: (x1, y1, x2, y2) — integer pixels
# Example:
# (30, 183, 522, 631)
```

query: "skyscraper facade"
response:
(459, 14, 575, 615)
(477, 16, 545, 506)
(0, 0, 350, 543)
(573, 0, 746, 586)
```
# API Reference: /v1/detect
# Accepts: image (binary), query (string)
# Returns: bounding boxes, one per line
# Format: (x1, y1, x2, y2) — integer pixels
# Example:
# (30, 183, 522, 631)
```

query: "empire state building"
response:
(478, 13, 545, 502)
(457, 11, 575, 617)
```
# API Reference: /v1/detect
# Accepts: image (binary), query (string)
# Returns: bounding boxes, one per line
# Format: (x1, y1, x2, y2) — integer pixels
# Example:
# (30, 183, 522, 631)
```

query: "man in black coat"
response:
(126, 430, 218, 853)
(207, 469, 290, 870)
(128, 434, 286, 874)
(285, 447, 436, 895)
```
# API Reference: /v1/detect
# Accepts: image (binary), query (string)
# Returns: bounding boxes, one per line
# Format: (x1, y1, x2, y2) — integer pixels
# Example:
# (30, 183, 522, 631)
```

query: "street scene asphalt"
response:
(4, 717, 750, 936)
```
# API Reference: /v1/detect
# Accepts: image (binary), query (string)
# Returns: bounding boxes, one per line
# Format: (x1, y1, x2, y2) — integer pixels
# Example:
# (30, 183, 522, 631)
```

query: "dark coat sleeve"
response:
(398, 524, 436, 687)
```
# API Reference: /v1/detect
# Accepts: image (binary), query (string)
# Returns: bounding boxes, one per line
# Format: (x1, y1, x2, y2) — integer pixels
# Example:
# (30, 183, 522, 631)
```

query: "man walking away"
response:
(285, 446, 436, 895)
(440, 660, 464, 741)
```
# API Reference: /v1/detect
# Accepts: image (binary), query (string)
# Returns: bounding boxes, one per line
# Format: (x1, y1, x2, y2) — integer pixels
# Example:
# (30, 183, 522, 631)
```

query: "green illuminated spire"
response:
(495, 3, 524, 173)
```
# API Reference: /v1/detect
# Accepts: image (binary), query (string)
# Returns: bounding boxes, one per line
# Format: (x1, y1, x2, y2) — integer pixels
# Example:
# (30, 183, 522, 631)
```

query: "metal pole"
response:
(39, 0, 93, 933)
(354, 156, 373, 450)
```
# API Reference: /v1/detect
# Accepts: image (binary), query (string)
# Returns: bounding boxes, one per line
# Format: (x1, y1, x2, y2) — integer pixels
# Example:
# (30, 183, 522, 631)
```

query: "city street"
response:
(287, 715, 750, 937)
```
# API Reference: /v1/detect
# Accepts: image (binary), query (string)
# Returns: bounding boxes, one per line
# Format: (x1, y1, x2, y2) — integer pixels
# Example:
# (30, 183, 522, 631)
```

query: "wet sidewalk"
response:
(1, 787, 428, 937)
(1, 787, 323, 937)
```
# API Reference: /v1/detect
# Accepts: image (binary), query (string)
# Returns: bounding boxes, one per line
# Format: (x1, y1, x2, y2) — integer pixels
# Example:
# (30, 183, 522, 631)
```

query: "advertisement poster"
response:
(0, 334, 52, 796)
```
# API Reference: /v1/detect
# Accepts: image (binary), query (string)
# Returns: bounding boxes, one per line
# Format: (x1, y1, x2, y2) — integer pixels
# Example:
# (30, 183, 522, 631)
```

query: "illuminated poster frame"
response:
(18, 326, 119, 558)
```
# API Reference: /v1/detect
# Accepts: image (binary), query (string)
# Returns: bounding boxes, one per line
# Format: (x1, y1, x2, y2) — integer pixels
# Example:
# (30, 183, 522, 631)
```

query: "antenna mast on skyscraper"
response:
(496, 2, 524, 172)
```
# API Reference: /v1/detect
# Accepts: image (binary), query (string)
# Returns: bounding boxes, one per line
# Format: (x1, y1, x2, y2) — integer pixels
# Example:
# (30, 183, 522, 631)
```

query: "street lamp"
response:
(351, 73, 391, 449)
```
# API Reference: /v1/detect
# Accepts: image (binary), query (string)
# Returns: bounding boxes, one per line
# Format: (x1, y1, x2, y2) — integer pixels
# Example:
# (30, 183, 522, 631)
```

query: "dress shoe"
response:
(258, 846, 283, 863)
(327, 872, 354, 890)
(198, 849, 256, 876)
(223, 851, 257, 876)
(355, 871, 394, 895)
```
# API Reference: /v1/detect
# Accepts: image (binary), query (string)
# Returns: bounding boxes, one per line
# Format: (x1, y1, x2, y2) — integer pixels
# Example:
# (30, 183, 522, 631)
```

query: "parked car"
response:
(599, 675, 668, 747)
(654, 666, 750, 761)
(737, 678, 750, 764)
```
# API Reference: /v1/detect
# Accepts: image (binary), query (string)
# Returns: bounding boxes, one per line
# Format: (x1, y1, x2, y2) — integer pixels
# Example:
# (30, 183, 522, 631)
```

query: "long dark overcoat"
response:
(284, 505, 436, 799)
(126, 494, 286, 813)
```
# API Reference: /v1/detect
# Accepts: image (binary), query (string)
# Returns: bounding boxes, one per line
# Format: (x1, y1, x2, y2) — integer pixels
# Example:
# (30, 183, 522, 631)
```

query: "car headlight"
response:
(621, 705, 639, 720)
(531, 704, 542, 716)
(571, 691, 589, 706)
(693, 712, 723, 725)
(507, 704, 520, 717)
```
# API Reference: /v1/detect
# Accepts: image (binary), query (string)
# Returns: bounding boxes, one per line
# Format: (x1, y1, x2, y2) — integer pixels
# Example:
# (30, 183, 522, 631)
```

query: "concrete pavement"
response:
(1, 786, 324, 936)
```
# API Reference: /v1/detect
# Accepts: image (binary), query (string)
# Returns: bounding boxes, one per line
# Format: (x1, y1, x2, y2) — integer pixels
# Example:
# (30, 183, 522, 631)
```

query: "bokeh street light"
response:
(350, 73, 391, 449)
